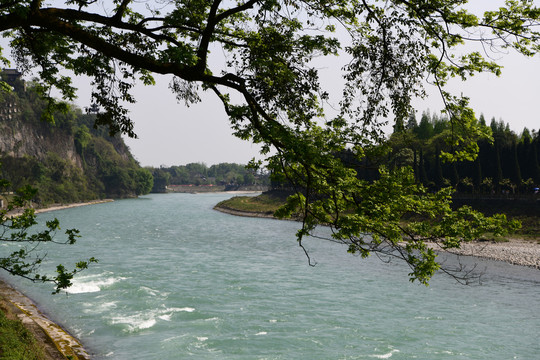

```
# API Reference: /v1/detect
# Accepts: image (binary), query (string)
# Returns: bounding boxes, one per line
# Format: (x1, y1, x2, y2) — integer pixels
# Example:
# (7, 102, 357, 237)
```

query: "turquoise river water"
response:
(2, 193, 539, 359)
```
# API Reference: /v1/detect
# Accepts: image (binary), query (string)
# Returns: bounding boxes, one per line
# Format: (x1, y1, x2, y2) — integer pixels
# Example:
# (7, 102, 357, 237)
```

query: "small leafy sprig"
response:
(1, 182, 97, 294)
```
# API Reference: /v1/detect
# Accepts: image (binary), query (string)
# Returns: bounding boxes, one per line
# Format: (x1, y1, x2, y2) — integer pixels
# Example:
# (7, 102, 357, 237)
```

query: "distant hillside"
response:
(0, 70, 152, 204)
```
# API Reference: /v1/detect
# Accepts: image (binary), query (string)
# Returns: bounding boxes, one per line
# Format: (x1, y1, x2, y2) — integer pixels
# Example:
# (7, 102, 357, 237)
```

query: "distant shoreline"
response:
(213, 203, 276, 219)
(34, 199, 114, 214)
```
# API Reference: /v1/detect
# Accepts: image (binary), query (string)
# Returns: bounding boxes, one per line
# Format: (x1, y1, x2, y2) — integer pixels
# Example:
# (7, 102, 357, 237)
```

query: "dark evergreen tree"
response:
(531, 139, 540, 183)
(416, 111, 434, 140)
(511, 140, 522, 187)
(393, 117, 405, 133)
(406, 112, 418, 131)
(478, 114, 487, 127)
(435, 148, 446, 188)
(494, 145, 503, 190)
(473, 158, 482, 193)
(449, 162, 460, 188)
(419, 149, 428, 186)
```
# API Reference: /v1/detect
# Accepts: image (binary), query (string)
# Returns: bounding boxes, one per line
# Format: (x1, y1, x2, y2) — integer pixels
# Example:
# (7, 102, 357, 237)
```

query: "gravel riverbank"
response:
(428, 239, 540, 269)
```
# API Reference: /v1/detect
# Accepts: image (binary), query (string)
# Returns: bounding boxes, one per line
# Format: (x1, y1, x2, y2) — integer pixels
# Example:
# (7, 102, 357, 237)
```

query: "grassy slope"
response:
(0, 296, 46, 360)
(215, 191, 289, 215)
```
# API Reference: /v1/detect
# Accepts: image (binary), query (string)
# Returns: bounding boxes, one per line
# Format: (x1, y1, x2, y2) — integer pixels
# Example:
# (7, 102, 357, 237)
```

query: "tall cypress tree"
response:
(435, 148, 446, 188)
(413, 148, 418, 183)
(419, 149, 428, 186)
(511, 141, 522, 189)
(532, 140, 540, 183)
(406, 112, 418, 131)
(416, 111, 434, 140)
(473, 158, 482, 193)
(450, 162, 460, 188)
(518, 128, 532, 180)
(393, 117, 405, 133)
(494, 144, 503, 190)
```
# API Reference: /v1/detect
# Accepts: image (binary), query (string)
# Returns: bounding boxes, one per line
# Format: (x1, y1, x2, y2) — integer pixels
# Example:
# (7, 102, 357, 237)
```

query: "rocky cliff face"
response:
(0, 116, 82, 169)
(0, 86, 152, 202)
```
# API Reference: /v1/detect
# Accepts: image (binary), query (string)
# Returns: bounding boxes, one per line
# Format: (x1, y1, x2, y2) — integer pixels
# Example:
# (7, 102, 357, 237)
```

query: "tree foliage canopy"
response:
(1, 0, 538, 283)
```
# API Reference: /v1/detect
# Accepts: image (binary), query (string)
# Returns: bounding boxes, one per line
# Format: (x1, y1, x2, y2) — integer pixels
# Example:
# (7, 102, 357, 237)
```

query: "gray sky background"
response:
(2, 1, 539, 167)
(122, 49, 540, 167)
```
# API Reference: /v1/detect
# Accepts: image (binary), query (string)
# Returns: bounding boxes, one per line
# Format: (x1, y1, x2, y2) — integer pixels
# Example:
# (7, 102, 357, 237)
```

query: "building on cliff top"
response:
(1, 69, 23, 86)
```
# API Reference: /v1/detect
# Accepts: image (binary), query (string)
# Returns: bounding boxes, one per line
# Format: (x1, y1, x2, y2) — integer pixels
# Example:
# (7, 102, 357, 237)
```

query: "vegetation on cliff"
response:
(0, 72, 153, 204)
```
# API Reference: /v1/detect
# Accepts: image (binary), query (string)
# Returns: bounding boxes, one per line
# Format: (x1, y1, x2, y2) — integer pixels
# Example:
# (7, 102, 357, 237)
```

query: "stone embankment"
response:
(0, 280, 90, 360)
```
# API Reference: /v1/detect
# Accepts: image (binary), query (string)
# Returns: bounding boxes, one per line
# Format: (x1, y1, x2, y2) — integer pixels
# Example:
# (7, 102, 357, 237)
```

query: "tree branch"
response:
(113, 0, 132, 21)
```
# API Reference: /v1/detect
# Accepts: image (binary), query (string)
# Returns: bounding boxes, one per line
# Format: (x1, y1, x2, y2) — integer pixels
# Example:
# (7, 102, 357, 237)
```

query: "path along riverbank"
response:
(214, 205, 540, 269)
(1, 200, 113, 359)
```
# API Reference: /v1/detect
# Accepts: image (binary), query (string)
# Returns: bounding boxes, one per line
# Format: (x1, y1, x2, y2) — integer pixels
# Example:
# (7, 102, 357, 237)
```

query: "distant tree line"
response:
(387, 111, 539, 195)
(149, 163, 270, 192)
(269, 110, 540, 196)
(0, 75, 153, 203)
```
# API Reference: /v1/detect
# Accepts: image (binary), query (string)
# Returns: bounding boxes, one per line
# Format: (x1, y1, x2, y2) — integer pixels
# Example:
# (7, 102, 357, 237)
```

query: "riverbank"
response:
(214, 203, 540, 269)
(0, 279, 90, 360)
(1, 200, 112, 359)
(33, 199, 114, 214)
(427, 238, 540, 269)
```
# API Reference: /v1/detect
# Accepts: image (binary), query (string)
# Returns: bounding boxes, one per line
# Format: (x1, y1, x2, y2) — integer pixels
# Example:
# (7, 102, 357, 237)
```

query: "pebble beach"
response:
(430, 238, 540, 269)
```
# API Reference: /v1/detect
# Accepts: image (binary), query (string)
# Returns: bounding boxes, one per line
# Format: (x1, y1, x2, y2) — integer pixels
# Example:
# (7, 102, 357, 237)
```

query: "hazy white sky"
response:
(2, 1, 539, 167)
(122, 47, 540, 167)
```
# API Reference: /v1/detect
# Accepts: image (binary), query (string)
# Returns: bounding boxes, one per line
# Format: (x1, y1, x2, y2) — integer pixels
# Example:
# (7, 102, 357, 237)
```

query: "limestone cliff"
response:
(0, 72, 153, 203)
(0, 114, 82, 168)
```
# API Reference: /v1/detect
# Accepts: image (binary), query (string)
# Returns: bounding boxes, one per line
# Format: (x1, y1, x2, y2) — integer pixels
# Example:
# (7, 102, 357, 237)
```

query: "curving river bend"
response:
(4, 193, 540, 359)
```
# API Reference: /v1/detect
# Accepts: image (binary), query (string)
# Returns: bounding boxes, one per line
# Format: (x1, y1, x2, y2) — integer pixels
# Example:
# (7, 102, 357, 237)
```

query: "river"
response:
(4, 193, 540, 359)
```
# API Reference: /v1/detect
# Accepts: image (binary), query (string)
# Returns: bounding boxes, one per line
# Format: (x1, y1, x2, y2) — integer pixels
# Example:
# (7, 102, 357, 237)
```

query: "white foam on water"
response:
(269, 319, 277, 323)
(82, 301, 117, 314)
(197, 337, 208, 342)
(162, 335, 186, 343)
(110, 306, 196, 333)
(140, 286, 169, 298)
(165, 307, 195, 313)
(65, 273, 124, 294)
(255, 332, 267, 336)
(370, 349, 399, 359)
(110, 313, 157, 333)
